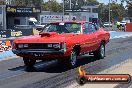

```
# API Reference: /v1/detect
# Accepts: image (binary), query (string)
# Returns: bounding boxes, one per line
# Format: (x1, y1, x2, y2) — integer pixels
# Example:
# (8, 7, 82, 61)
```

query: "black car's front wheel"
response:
(23, 58, 36, 67)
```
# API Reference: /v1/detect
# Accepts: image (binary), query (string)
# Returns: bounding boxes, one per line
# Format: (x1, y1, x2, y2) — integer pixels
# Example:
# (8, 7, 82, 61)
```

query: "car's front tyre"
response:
(93, 42, 105, 59)
(23, 58, 36, 67)
(68, 49, 78, 68)
(59, 49, 78, 68)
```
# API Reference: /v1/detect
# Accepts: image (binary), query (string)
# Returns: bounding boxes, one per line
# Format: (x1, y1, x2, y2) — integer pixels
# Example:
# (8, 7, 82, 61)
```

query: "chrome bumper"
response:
(12, 49, 65, 55)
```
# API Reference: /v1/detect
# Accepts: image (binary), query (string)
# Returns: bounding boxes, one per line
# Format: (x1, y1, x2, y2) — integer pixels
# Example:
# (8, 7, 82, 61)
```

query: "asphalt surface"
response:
(0, 36, 132, 88)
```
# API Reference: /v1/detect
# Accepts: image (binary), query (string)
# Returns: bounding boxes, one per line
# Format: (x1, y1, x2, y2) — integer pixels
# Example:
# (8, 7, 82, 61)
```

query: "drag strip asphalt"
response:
(0, 36, 132, 88)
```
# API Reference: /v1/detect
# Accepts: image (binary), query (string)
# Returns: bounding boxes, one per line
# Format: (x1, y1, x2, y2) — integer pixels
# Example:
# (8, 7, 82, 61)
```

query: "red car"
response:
(12, 21, 110, 68)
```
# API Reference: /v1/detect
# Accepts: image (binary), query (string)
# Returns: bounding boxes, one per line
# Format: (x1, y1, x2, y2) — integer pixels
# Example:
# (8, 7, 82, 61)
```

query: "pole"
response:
(70, 0, 71, 9)
(62, 0, 65, 21)
(108, 0, 110, 29)
(69, 0, 72, 20)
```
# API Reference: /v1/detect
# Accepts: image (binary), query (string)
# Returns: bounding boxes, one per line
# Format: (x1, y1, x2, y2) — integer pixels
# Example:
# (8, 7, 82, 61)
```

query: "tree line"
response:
(0, 0, 131, 21)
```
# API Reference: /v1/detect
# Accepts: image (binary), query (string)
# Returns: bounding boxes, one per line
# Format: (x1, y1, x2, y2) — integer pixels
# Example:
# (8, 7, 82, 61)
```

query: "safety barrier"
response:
(126, 23, 132, 32)
(0, 28, 33, 38)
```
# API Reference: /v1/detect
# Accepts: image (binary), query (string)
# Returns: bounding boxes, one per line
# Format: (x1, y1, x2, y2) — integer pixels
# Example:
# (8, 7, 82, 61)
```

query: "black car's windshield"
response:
(42, 22, 81, 34)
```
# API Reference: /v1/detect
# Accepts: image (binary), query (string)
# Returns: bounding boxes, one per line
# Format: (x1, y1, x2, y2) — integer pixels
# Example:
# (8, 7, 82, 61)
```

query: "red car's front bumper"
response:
(12, 49, 66, 59)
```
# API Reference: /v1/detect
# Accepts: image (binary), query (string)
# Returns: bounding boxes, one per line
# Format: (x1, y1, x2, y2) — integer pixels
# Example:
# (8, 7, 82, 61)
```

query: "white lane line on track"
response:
(111, 34, 132, 39)
(0, 56, 19, 62)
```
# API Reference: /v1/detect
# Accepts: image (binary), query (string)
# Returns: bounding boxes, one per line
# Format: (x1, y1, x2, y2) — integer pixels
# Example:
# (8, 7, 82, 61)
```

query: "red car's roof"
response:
(49, 20, 89, 24)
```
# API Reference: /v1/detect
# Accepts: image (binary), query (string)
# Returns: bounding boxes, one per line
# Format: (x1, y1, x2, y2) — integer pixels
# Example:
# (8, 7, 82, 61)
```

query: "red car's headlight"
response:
(18, 44, 23, 48)
(47, 43, 60, 49)
(61, 42, 66, 52)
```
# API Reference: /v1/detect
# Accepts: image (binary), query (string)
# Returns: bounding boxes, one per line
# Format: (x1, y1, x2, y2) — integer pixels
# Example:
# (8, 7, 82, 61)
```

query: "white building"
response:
(0, 5, 6, 30)
(5, 0, 12, 5)
(67, 5, 99, 22)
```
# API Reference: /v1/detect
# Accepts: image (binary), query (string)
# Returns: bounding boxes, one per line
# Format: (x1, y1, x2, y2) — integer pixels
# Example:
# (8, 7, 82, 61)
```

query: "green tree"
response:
(111, 3, 125, 21)
(98, 3, 107, 22)
(42, 0, 63, 12)
(77, 0, 85, 6)
(64, 0, 99, 10)
(120, 0, 132, 17)
(72, 0, 85, 9)
(0, 0, 5, 5)
(126, 0, 132, 17)
(99, 2, 125, 22)
(32, 0, 43, 6)
(84, 0, 99, 5)
(11, 0, 43, 6)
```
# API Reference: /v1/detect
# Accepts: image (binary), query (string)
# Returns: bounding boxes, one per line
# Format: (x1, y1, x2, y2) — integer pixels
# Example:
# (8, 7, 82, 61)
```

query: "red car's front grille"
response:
(16, 43, 60, 50)
(28, 43, 48, 49)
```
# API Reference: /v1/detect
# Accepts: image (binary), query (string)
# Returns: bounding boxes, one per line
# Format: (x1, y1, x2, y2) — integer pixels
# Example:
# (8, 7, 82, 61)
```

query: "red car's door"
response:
(93, 28, 103, 50)
(81, 23, 99, 53)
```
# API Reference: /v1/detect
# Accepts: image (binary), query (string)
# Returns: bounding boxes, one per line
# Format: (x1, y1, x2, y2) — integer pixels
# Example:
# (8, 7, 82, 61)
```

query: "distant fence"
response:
(126, 23, 132, 32)
(0, 30, 11, 38)
(0, 28, 38, 38)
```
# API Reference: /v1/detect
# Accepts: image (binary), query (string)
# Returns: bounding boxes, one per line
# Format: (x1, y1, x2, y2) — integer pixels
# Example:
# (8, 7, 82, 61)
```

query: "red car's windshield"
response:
(42, 22, 81, 34)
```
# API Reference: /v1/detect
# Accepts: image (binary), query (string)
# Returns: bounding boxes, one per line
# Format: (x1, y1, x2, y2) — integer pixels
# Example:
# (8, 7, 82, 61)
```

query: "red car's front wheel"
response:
(68, 49, 78, 68)
(94, 42, 105, 59)
(23, 58, 36, 67)
(58, 49, 78, 68)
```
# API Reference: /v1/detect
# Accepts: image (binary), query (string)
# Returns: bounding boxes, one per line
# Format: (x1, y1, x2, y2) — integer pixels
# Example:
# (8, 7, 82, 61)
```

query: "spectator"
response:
(116, 21, 121, 30)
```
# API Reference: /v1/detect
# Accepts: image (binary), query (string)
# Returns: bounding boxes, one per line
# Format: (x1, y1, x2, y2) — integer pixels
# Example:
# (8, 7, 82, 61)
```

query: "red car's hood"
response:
(14, 32, 80, 43)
